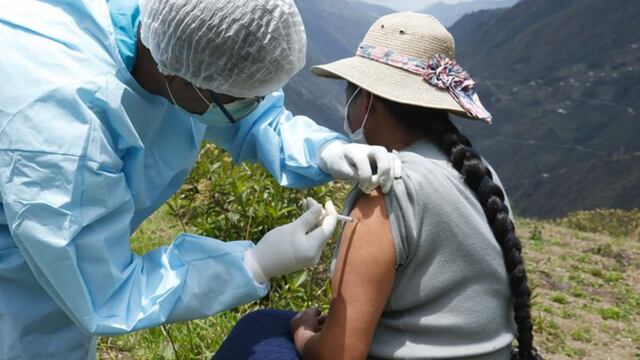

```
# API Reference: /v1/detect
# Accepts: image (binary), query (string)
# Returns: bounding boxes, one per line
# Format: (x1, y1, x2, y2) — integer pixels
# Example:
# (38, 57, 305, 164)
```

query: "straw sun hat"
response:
(312, 12, 492, 123)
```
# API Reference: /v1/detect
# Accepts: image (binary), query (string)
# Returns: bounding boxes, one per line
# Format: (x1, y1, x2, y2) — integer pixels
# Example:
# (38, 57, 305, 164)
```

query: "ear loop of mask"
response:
(344, 87, 361, 135)
(192, 84, 237, 123)
(361, 92, 374, 130)
(163, 77, 179, 106)
(345, 88, 373, 130)
(193, 84, 211, 106)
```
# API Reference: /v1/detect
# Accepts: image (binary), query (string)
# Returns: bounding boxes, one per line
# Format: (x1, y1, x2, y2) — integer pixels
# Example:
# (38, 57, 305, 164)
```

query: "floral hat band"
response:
(356, 43, 493, 124)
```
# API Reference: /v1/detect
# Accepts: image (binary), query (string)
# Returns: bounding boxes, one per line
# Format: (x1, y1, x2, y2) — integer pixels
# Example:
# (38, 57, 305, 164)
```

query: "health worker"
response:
(0, 0, 400, 358)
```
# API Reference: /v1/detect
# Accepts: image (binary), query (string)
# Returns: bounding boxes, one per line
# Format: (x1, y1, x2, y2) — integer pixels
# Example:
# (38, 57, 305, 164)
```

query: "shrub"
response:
(171, 144, 350, 242)
(555, 209, 640, 238)
(171, 144, 352, 308)
(98, 145, 351, 359)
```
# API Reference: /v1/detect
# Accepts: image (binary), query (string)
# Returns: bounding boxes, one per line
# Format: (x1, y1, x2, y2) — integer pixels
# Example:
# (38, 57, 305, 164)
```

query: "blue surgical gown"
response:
(0, 1, 347, 359)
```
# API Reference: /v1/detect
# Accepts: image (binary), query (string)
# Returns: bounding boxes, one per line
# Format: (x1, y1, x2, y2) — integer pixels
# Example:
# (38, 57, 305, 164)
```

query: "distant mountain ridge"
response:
(352, 0, 517, 27)
(284, 0, 640, 218)
(357, 0, 439, 11)
(350, 0, 394, 18)
(422, 0, 518, 26)
(450, 0, 640, 217)
(284, 0, 378, 131)
(283, 0, 521, 131)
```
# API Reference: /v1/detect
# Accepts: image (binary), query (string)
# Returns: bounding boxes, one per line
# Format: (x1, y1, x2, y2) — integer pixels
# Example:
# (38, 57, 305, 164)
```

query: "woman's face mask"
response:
(344, 87, 373, 144)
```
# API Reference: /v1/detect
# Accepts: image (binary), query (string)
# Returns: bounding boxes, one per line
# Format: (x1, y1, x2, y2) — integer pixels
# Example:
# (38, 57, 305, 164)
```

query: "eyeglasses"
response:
(207, 90, 239, 123)
(192, 84, 263, 124)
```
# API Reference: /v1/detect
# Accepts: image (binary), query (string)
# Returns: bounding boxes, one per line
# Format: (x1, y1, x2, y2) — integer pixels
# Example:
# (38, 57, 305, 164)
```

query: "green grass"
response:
(98, 146, 345, 359)
(521, 214, 640, 359)
(556, 209, 640, 239)
(98, 201, 340, 360)
(550, 293, 569, 305)
(98, 147, 640, 359)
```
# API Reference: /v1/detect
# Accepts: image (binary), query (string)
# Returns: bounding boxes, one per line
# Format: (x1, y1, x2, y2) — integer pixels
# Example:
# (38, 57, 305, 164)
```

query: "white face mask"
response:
(343, 87, 373, 144)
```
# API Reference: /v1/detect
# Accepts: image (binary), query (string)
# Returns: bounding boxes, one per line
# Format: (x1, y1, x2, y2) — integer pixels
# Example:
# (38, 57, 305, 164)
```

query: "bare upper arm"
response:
(304, 190, 396, 359)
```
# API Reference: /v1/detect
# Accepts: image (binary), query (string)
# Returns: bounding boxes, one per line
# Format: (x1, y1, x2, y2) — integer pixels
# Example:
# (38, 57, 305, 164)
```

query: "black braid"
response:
(359, 84, 541, 359)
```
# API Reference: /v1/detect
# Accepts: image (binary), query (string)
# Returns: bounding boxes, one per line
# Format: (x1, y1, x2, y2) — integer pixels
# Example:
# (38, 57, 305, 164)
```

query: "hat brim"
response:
(311, 56, 474, 120)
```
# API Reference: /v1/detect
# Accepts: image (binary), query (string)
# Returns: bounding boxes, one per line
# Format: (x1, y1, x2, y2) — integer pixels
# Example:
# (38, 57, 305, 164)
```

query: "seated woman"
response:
(214, 13, 541, 360)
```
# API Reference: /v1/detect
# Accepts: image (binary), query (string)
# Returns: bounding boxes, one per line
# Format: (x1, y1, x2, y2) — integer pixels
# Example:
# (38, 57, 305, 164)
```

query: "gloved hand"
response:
(319, 141, 402, 194)
(244, 199, 338, 284)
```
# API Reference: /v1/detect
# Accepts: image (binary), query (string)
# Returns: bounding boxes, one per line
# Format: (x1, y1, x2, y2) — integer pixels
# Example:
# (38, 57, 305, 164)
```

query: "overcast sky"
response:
(359, 0, 488, 11)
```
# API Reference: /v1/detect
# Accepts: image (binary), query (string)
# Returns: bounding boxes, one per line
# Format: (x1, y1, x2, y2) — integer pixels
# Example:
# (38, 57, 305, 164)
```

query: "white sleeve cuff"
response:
(243, 248, 268, 285)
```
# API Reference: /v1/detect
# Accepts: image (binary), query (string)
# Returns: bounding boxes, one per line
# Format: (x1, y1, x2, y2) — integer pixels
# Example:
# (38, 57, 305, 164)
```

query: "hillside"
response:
(284, 0, 378, 130)
(357, 0, 439, 12)
(450, 0, 640, 218)
(350, 0, 394, 18)
(351, 0, 517, 27)
(422, 0, 518, 27)
(283, 0, 639, 218)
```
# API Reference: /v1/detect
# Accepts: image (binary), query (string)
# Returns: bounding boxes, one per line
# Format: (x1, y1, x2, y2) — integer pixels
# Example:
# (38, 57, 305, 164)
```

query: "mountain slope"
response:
(450, 0, 640, 217)
(421, 0, 518, 27)
(350, 0, 394, 18)
(284, 0, 639, 218)
(284, 0, 377, 131)
(357, 0, 439, 12)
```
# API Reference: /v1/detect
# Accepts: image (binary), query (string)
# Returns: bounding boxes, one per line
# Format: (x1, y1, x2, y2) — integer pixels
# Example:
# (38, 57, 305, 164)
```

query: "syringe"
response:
(336, 214, 357, 223)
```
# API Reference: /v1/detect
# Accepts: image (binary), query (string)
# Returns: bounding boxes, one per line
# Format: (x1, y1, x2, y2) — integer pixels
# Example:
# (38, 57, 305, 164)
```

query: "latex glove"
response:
(319, 141, 402, 194)
(244, 199, 338, 284)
